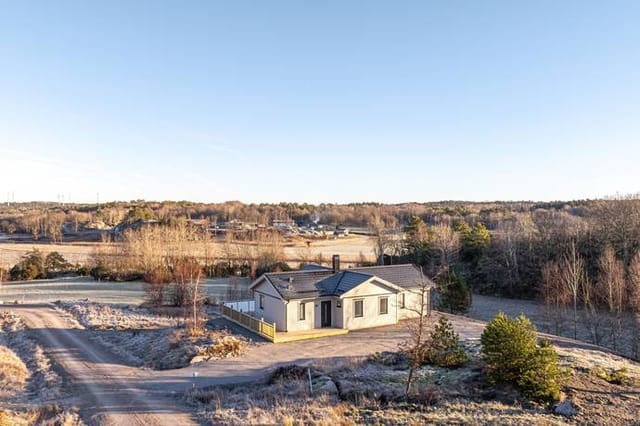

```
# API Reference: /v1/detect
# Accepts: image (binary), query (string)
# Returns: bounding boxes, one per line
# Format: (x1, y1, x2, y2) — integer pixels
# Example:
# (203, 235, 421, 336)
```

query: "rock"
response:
(312, 375, 338, 395)
(554, 399, 578, 417)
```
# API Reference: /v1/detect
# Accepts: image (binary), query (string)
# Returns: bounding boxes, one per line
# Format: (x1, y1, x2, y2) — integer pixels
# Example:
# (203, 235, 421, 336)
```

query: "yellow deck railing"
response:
(222, 305, 276, 342)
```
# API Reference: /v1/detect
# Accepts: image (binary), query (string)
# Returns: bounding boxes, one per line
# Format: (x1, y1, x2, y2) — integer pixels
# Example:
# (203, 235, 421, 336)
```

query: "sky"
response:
(1, 1, 639, 204)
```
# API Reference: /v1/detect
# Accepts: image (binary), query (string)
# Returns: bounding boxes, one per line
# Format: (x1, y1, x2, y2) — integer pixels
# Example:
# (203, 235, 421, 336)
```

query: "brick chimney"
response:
(332, 254, 340, 273)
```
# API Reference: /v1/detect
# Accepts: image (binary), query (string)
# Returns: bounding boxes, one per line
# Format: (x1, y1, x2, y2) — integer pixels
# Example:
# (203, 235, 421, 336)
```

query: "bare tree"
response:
(591, 196, 640, 268)
(595, 245, 626, 350)
(580, 273, 603, 345)
(627, 252, 640, 359)
(540, 261, 569, 335)
(368, 210, 393, 265)
(401, 268, 434, 395)
(559, 241, 585, 340)
(173, 257, 204, 332)
(430, 223, 460, 272)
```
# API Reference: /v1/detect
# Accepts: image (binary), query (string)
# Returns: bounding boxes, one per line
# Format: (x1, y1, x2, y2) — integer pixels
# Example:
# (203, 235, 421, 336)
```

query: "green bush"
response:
(593, 366, 630, 385)
(425, 316, 468, 368)
(517, 339, 563, 401)
(481, 312, 564, 402)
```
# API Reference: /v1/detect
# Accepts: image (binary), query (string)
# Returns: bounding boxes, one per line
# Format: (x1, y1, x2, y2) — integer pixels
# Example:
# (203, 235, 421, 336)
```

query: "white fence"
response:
(224, 300, 255, 313)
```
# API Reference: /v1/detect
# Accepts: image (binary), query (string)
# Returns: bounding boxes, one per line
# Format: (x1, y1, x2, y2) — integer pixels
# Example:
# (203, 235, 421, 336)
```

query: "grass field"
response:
(0, 235, 376, 269)
(0, 277, 250, 305)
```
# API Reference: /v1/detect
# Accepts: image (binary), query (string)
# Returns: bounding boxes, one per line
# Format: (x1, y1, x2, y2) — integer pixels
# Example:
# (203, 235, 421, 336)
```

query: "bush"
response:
(438, 271, 472, 314)
(481, 312, 564, 402)
(200, 336, 244, 360)
(90, 264, 111, 281)
(424, 316, 468, 368)
(517, 339, 563, 401)
(481, 312, 537, 383)
(44, 251, 72, 276)
(10, 248, 46, 280)
(593, 366, 630, 385)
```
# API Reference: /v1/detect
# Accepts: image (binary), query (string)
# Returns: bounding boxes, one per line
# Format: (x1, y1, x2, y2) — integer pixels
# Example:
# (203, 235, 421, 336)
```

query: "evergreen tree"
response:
(425, 315, 468, 367)
(438, 271, 472, 314)
(10, 248, 46, 280)
(481, 312, 565, 402)
(45, 251, 72, 275)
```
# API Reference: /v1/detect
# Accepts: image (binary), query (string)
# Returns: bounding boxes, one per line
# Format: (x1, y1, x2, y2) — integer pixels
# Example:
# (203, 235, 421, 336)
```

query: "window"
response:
(354, 299, 364, 318)
(259, 294, 264, 310)
(379, 297, 389, 315)
(299, 302, 306, 320)
(399, 293, 405, 309)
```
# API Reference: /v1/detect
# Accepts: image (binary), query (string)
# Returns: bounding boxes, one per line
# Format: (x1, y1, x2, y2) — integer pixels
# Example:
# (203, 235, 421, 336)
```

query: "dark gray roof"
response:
(300, 263, 332, 272)
(258, 264, 431, 301)
(349, 264, 426, 289)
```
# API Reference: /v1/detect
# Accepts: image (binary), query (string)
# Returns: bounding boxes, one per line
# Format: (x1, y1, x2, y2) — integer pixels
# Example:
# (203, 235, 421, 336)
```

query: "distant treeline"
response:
(0, 198, 596, 239)
(2, 197, 640, 299)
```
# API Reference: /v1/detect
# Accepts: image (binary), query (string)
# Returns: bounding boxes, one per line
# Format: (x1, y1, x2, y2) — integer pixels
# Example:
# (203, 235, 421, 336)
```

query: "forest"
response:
(1, 196, 639, 300)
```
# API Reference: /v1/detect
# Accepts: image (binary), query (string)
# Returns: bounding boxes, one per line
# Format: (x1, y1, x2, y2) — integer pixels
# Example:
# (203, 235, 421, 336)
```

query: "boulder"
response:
(554, 399, 578, 417)
(312, 375, 338, 395)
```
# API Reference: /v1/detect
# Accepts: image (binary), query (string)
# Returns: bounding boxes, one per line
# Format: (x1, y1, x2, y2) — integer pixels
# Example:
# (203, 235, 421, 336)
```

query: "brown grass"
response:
(0, 405, 82, 426)
(187, 341, 640, 426)
(0, 346, 29, 397)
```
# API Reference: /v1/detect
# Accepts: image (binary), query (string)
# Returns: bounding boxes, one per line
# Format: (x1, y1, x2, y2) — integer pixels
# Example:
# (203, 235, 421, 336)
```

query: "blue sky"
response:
(1, 1, 639, 203)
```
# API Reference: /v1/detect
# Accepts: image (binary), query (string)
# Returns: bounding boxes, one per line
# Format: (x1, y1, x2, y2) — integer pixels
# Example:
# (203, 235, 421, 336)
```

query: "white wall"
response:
(397, 287, 430, 320)
(341, 280, 398, 330)
(252, 280, 286, 331)
(286, 298, 315, 332)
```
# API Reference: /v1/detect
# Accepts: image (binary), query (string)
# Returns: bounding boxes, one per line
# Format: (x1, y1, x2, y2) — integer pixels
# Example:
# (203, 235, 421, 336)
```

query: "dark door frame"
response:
(320, 300, 331, 327)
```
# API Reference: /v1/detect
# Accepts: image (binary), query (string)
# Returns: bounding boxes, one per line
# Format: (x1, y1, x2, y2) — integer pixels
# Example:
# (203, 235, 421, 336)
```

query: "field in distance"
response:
(0, 234, 377, 269)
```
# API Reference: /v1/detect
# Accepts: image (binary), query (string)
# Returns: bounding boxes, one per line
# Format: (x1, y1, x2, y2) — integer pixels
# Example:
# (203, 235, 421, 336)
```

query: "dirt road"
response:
(0, 304, 196, 426)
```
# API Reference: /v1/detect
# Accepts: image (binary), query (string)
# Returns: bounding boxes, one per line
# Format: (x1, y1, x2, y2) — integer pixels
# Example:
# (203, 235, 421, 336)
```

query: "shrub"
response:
(9, 248, 46, 280)
(90, 263, 111, 281)
(200, 336, 244, 360)
(481, 312, 537, 383)
(424, 316, 468, 368)
(517, 339, 563, 401)
(481, 312, 564, 402)
(593, 366, 630, 385)
(438, 271, 472, 314)
(44, 251, 72, 276)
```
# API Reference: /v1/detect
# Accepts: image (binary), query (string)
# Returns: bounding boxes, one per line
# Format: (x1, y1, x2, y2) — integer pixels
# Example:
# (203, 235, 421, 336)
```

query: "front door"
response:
(321, 300, 331, 327)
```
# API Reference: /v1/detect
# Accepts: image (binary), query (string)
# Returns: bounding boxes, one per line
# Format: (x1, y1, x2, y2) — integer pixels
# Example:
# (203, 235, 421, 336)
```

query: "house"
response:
(248, 255, 433, 332)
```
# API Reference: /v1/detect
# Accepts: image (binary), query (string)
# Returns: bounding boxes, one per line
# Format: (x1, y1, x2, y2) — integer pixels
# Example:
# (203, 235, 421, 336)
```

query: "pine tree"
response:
(425, 315, 468, 367)
(438, 271, 472, 314)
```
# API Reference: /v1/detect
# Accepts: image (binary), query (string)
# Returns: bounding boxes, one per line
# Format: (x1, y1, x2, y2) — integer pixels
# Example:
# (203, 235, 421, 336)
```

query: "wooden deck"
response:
(274, 327, 349, 343)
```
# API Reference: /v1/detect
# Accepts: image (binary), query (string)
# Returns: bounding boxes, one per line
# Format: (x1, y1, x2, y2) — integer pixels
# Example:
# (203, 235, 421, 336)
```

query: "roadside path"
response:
(0, 304, 196, 426)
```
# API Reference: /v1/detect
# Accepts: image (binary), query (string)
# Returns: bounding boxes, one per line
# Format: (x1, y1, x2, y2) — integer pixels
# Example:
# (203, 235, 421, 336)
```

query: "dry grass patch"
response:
(54, 301, 248, 369)
(0, 346, 29, 397)
(188, 339, 640, 426)
(0, 404, 82, 426)
(0, 312, 83, 425)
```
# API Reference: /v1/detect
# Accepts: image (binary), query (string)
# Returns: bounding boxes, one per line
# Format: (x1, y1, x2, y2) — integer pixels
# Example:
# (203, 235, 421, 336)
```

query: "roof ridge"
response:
(266, 269, 332, 276)
(351, 264, 416, 270)
(332, 270, 346, 294)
